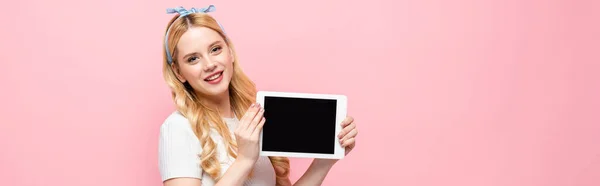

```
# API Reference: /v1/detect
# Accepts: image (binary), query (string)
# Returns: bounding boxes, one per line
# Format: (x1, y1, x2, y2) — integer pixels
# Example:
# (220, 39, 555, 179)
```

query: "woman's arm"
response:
(163, 158, 254, 186)
(163, 178, 202, 186)
(213, 158, 256, 186)
(292, 159, 336, 186)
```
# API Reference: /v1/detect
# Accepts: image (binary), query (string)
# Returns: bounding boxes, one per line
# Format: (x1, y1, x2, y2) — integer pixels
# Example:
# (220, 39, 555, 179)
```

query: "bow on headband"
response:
(166, 5, 216, 17)
(164, 5, 225, 65)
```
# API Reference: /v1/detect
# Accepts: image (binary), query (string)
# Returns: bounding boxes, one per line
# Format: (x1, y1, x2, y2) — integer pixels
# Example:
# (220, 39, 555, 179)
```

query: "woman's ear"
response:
(171, 63, 187, 83)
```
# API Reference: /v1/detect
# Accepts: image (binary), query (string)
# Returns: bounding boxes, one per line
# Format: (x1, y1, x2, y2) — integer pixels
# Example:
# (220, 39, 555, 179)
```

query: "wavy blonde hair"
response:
(162, 13, 291, 185)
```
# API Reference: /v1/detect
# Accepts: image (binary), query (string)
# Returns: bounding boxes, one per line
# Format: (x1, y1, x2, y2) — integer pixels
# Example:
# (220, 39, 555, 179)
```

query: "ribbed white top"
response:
(158, 111, 276, 186)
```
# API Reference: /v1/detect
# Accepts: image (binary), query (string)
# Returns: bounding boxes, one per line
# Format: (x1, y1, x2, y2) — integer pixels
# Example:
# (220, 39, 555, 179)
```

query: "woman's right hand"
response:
(234, 103, 265, 164)
(212, 103, 265, 186)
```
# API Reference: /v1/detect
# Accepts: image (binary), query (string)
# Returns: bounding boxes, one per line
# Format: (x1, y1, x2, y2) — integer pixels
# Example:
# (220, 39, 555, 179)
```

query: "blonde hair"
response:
(162, 13, 291, 185)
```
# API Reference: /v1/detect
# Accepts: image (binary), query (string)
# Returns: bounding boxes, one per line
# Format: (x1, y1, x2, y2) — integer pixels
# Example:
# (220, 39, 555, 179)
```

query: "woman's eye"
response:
(187, 56, 198, 63)
(211, 46, 222, 53)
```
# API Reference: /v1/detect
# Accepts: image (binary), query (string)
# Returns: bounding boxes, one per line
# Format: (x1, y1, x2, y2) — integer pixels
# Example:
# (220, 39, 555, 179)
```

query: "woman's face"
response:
(173, 26, 234, 99)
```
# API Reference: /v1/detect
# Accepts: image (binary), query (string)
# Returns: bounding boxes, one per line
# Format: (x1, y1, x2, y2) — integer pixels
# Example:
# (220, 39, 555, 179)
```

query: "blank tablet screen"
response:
(262, 96, 337, 154)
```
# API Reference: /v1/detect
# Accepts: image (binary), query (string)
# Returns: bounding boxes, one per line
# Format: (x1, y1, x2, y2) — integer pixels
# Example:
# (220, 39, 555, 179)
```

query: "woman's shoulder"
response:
(161, 111, 189, 127)
(159, 111, 197, 141)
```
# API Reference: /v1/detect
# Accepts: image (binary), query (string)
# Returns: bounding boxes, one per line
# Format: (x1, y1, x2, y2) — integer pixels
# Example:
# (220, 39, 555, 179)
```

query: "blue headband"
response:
(164, 5, 226, 65)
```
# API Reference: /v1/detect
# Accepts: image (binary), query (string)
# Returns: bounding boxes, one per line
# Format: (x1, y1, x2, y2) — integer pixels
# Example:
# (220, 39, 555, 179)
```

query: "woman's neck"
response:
(200, 90, 234, 118)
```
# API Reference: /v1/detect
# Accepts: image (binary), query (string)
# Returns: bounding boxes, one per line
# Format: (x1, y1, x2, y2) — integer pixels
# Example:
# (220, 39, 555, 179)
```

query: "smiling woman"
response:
(174, 28, 234, 100)
(158, 4, 358, 186)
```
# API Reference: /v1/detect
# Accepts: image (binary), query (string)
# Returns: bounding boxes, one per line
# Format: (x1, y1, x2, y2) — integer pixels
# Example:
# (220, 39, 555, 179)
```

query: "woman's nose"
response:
(204, 58, 217, 71)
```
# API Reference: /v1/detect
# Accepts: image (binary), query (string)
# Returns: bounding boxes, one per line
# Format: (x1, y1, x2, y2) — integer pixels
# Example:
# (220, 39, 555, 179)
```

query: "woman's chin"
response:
(199, 84, 230, 98)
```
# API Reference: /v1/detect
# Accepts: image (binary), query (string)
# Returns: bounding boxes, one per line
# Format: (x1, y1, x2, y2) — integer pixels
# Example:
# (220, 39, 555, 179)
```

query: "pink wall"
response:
(1, 0, 598, 185)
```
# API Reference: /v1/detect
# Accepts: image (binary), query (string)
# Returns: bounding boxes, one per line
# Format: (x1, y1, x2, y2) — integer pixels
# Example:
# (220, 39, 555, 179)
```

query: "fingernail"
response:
(251, 103, 255, 107)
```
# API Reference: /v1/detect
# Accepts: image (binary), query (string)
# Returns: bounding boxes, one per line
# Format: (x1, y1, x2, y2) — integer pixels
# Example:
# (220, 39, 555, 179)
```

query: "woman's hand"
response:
(234, 103, 266, 164)
(210, 103, 266, 186)
(338, 116, 357, 155)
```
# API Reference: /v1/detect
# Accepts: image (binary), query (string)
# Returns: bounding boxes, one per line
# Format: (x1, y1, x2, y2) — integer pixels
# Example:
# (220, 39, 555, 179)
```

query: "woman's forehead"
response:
(177, 27, 223, 52)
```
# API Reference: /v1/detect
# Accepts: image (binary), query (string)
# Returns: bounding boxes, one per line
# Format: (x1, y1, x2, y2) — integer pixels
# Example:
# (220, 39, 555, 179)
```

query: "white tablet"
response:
(256, 91, 347, 159)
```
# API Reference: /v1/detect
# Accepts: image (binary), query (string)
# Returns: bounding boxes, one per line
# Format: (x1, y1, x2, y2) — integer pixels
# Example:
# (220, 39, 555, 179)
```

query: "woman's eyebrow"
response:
(208, 40, 223, 47)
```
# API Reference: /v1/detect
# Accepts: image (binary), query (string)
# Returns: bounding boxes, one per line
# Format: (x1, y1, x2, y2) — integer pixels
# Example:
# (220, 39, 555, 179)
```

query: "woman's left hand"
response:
(338, 116, 357, 155)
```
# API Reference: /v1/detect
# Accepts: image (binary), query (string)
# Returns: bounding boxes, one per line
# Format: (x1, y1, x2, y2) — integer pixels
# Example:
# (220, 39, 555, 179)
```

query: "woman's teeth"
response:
(206, 72, 222, 81)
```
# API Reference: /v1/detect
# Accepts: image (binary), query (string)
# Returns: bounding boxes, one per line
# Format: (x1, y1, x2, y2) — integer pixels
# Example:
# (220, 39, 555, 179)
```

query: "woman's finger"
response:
(341, 128, 358, 142)
(341, 138, 355, 148)
(337, 122, 356, 139)
(252, 117, 266, 138)
(247, 107, 264, 133)
(240, 103, 259, 130)
(239, 104, 255, 123)
(341, 116, 354, 127)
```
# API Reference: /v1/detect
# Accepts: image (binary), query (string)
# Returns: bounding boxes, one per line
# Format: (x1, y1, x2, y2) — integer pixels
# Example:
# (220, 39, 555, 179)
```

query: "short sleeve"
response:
(158, 114, 203, 182)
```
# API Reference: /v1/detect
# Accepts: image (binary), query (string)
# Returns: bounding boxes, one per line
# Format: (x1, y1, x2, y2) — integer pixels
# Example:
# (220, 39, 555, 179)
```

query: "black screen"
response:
(262, 96, 337, 154)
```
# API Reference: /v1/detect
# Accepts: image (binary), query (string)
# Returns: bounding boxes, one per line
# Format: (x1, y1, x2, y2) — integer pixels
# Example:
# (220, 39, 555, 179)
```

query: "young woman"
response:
(158, 5, 358, 186)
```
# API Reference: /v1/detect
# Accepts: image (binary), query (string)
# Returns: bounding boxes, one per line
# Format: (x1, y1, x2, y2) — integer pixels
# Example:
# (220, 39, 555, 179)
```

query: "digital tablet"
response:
(256, 91, 347, 159)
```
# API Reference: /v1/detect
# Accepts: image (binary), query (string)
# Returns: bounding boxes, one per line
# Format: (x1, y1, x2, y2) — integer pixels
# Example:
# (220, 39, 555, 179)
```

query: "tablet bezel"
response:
(256, 91, 347, 159)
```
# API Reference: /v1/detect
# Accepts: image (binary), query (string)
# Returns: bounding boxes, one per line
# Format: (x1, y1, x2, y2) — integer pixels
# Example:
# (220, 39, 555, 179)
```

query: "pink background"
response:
(1, 0, 599, 185)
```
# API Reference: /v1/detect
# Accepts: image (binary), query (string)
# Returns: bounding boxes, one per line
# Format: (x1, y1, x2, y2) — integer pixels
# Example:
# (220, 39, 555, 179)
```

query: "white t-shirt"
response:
(158, 111, 276, 186)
